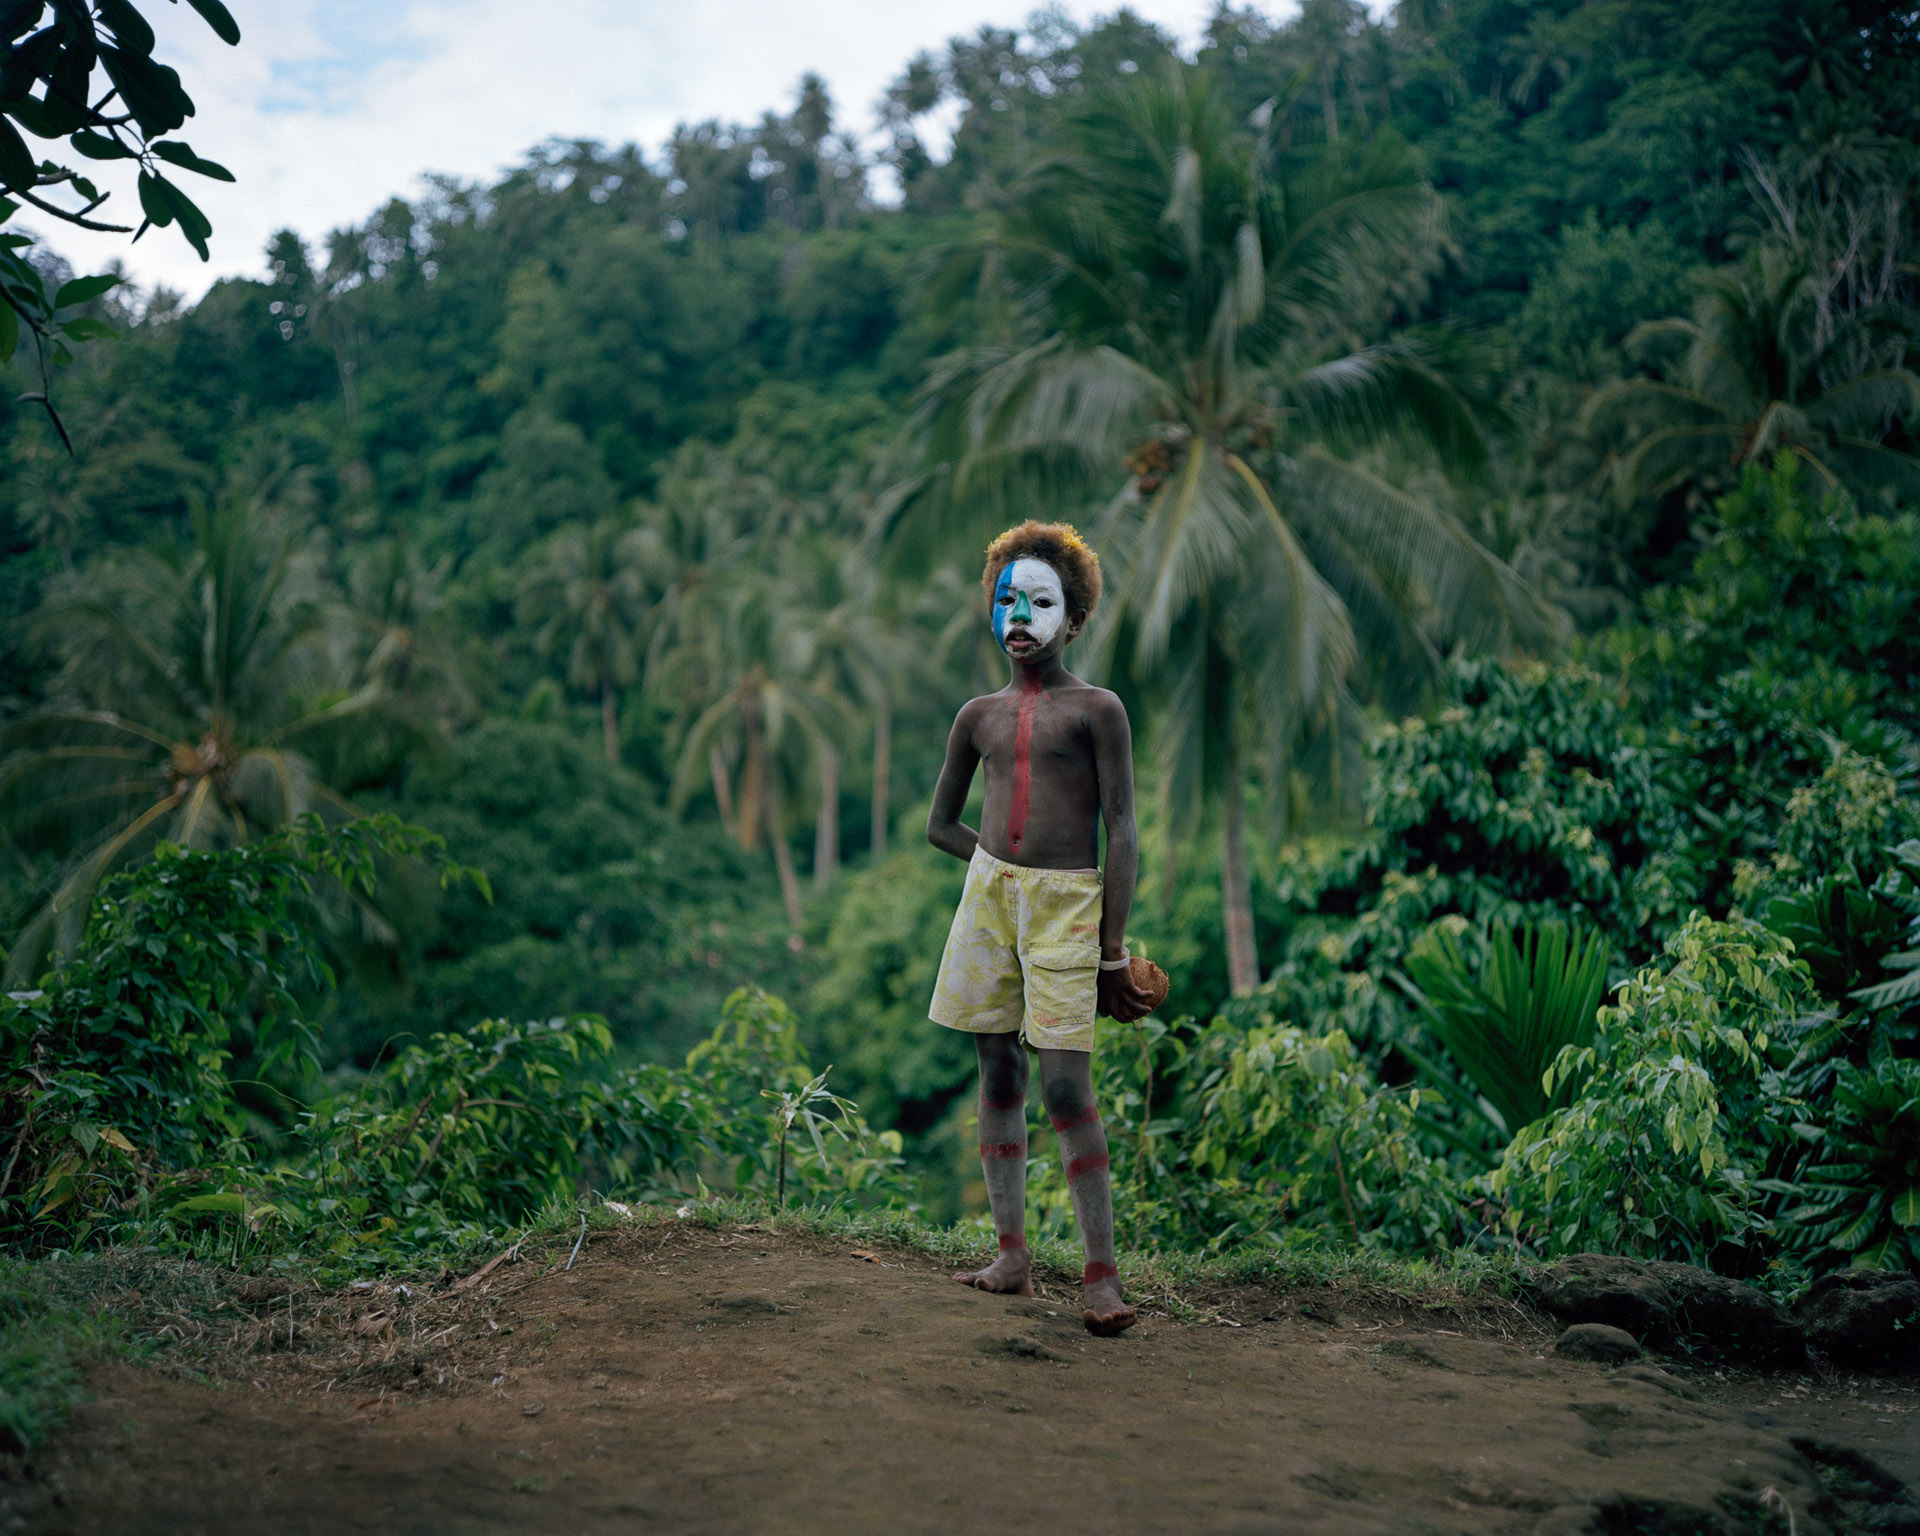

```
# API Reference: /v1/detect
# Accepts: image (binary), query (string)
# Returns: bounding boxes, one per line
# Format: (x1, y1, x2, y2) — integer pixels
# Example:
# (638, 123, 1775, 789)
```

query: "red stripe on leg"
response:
(1065, 1152, 1110, 1181)
(999, 1233, 1028, 1251)
(983, 1096, 1028, 1113)
(978, 1142, 1026, 1160)
(1083, 1261, 1119, 1285)
(1048, 1105, 1100, 1133)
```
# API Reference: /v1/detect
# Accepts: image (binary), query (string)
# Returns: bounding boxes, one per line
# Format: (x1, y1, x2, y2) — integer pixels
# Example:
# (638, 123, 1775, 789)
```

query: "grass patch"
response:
(0, 1256, 136, 1457)
(593, 1196, 1527, 1321)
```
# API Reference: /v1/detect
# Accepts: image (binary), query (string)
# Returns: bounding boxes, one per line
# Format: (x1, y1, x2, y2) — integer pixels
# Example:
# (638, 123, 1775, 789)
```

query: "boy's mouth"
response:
(1004, 629, 1037, 651)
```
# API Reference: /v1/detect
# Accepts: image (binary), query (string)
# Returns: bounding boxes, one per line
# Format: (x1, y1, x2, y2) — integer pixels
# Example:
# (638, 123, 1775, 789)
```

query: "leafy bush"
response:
(1494, 915, 1815, 1265)
(0, 817, 476, 1247)
(2, 828, 902, 1270)
(1036, 1013, 1460, 1256)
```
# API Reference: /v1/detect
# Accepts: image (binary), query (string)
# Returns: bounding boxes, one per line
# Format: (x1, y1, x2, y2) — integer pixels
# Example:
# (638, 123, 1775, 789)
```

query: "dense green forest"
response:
(3, 1, 1919, 1287)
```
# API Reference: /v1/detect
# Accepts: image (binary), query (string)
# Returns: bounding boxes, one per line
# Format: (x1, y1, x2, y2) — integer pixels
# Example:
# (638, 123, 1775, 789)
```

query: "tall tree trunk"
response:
(738, 704, 764, 850)
(870, 701, 891, 860)
(708, 744, 736, 835)
(1221, 774, 1258, 995)
(763, 773, 804, 936)
(1320, 65, 1340, 142)
(600, 678, 620, 764)
(814, 743, 839, 891)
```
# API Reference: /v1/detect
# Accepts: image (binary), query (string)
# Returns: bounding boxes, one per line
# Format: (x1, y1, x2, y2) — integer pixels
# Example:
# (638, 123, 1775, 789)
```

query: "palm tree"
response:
(517, 519, 647, 763)
(894, 65, 1546, 993)
(1586, 244, 1920, 508)
(781, 529, 935, 881)
(0, 494, 414, 980)
(345, 535, 472, 725)
(626, 443, 761, 829)
(657, 571, 843, 937)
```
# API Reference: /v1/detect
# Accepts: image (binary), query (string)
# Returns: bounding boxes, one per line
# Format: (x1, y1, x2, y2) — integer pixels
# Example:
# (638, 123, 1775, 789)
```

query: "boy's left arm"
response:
(1091, 691, 1156, 1022)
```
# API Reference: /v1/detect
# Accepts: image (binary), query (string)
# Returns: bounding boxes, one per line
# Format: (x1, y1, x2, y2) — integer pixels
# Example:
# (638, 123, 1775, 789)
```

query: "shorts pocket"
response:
(1022, 945, 1098, 1048)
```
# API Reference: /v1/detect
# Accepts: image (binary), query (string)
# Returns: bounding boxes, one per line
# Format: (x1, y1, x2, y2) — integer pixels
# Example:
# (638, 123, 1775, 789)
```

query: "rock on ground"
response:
(1644, 1260, 1807, 1368)
(1796, 1269, 1920, 1374)
(1530, 1253, 1676, 1342)
(1554, 1322, 1643, 1363)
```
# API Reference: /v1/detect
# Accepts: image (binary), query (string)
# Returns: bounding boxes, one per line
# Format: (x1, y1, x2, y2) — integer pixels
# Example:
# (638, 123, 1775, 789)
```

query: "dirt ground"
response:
(4, 1222, 1918, 1536)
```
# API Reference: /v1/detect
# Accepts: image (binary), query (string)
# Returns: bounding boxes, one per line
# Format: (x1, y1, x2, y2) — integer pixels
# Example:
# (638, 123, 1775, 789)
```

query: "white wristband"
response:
(1098, 952, 1131, 972)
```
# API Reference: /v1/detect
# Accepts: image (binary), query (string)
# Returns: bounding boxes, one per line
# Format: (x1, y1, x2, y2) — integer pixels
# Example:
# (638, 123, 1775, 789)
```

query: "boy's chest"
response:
(975, 691, 1091, 770)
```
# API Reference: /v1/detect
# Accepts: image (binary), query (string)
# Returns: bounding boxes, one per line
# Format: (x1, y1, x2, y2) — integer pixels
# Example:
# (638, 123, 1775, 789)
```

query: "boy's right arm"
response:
(926, 703, 982, 863)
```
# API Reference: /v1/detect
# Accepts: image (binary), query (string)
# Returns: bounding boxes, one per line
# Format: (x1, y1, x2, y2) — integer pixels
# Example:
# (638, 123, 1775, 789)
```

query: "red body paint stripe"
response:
(1066, 1152, 1110, 1181)
(1006, 673, 1042, 852)
(1083, 1261, 1119, 1284)
(999, 1233, 1028, 1251)
(984, 1096, 1028, 1113)
(979, 1142, 1026, 1160)
(1049, 1105, 1100, 1133)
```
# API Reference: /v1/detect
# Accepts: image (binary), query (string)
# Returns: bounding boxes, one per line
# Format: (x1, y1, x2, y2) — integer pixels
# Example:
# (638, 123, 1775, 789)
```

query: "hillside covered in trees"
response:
(2, 0, 1918, 1285)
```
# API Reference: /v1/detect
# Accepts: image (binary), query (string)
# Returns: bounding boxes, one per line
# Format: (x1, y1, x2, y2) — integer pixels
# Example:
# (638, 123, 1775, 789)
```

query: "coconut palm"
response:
(518, 519, 648, 764)
(0, 494, 415, 981)
(626, 444, 763, 828)
(657, 571, 844, 936)
(893, 65, 1547, 992)
(345, 535, 472, 725)
(1586, 243, 1920, 509)
(781, 529, 938, 880)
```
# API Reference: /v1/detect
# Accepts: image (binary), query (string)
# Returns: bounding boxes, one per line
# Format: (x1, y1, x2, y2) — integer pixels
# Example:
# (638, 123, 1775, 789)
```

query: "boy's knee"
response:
(977, 1034, 1028, 1088)
(1039, 1075, 1092, 1123)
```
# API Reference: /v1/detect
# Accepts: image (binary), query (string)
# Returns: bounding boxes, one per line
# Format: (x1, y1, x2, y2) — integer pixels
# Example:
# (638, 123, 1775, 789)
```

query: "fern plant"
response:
(1850, 841, 1920, 1021)
(1397, 920, 1611, 1152)
(1782, 1056, 1920, 1272)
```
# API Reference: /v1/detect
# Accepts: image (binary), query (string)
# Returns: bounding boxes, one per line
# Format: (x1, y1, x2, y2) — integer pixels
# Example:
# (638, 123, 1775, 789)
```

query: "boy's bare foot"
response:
(1082, 1275, 1137, 1336)
(954, 1250, 1035, 1296)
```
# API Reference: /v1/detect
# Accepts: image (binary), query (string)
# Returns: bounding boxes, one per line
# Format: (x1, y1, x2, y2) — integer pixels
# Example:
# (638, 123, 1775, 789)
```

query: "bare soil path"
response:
(4, 1223, 1918, 1535)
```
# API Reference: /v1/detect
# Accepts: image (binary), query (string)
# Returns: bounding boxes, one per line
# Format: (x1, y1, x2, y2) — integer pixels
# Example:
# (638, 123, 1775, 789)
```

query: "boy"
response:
(926, 520, 1155, 1337)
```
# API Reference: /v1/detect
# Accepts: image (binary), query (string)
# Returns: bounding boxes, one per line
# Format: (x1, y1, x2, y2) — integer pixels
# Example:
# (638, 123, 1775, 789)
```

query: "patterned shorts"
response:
(928, 844, 1103, 1053)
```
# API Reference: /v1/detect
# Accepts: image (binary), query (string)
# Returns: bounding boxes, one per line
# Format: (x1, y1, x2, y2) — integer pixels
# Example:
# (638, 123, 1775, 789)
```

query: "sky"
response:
(29, 0, 1264, 300)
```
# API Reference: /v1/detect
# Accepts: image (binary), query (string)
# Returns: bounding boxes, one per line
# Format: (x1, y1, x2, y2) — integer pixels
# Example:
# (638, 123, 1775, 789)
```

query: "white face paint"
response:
(992, 557, 1067, 656)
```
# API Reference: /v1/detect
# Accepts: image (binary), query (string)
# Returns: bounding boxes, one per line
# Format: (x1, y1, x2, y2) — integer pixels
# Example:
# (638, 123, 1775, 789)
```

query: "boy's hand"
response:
(1097, 964, 1157, 1022)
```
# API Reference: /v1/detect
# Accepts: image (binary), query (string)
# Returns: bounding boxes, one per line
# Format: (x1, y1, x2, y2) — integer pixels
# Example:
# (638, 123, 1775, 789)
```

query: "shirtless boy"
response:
(926, 520, 1155, 1338)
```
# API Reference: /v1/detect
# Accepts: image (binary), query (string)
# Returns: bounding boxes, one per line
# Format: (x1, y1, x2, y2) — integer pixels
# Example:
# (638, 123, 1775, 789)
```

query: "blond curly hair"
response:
(980, 520, 1102, 620)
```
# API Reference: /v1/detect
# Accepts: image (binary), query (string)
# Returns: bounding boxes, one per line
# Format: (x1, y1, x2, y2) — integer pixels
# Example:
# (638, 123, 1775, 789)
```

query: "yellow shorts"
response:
(929, 845, 1103, 1053)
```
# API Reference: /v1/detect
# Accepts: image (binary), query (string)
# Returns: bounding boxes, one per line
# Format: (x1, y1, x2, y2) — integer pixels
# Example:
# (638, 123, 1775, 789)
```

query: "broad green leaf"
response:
(151, 140, 234, 181)
(100, 45, 192, 138)
(54, 272, 121, 308)
(69, 129, 132, 161)
(0, 295, 16, 362)
(59, 316, 119, 341)
(0, 116, 35, 186)
(169, 1190, 248, 1215)
(95, 0, 157, 56)
(1894, 1186, 1920, 1229)
(184, 0, 242, 46)
(137, 169, 175, 227)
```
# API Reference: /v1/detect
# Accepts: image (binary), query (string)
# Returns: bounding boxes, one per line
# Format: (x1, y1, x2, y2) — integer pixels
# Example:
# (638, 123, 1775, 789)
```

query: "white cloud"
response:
(30, 0, 1237, 298)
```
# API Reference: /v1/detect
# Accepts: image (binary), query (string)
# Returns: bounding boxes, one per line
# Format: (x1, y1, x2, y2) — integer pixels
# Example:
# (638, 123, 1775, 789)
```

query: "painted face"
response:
(992, 557, 1067, 657)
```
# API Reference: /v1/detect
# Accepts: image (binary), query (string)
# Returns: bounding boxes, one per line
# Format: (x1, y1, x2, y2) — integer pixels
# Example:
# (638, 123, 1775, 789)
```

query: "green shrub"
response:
(1032, 1012, 1460, 1256)
(1493, 915, 1815, 1264)
(0, 817, 476, 1249)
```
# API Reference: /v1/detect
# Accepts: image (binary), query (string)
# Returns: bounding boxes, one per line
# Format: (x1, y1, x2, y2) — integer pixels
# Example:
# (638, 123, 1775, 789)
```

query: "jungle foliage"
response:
(2, 1, 1918, 1288)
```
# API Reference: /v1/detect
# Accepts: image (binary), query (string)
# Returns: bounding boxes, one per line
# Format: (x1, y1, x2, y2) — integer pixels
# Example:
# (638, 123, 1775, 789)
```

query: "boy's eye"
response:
(998, 594, 1014, 605)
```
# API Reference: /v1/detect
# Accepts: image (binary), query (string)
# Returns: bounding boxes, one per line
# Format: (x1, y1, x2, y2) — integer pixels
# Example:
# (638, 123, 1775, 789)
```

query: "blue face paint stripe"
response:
(992, 563, 1013, 647)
